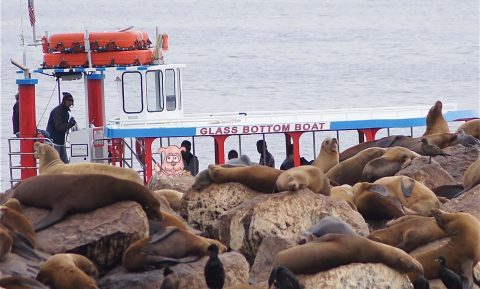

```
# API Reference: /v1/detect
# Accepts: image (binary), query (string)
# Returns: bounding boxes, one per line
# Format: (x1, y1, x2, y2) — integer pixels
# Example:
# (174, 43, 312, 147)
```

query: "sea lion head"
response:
(431, 209, 479, 236)
(322, 137, 339, 154)
(286, 173, 306, 191)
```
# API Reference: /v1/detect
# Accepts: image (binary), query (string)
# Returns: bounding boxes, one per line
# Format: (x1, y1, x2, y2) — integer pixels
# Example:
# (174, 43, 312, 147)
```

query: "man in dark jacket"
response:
(12, 93, 19, 136)
(257, 140, 275, 168)
(46, 92, 77, 163)
(181, 140, 199, 176)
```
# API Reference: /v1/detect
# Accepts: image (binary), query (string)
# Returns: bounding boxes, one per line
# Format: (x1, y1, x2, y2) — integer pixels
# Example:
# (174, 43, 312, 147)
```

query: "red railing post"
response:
(213, 135, 229, 164)
(285, 132, 303, 167)
(86, 73, 105, 127)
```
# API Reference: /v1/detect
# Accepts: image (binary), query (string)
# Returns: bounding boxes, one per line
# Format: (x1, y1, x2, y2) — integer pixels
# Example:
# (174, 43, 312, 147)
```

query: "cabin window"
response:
(146, 70, 164, 112)
(177, 69, 182, 110)
(165, 69, 176, 111)
(122, 71, 143, 113)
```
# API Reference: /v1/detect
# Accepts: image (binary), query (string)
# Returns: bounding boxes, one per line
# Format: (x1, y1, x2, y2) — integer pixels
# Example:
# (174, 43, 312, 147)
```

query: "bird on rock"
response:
(268, 266, 304, 289)
(457, 129, 480, 153)
(420, 139, 450, 163)
(435, 256, 462, 289)
(204, 244, 225, 289)
(160, 267, 179, 289)
(412, 275, 430, 289)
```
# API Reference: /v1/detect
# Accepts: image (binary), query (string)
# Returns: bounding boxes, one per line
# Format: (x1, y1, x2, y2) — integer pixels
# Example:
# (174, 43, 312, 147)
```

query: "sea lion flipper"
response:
(367, 184, 390, 197)
(34, 207, 67, 231)
(147, 255, 202, 269)
(400, 177, 416, 197)
(11, 232, 44, 261)
(149, 227, 179, 244)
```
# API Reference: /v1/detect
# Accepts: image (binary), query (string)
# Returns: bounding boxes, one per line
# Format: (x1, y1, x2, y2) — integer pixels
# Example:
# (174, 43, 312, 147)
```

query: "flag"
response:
(28, 0, 35, 27)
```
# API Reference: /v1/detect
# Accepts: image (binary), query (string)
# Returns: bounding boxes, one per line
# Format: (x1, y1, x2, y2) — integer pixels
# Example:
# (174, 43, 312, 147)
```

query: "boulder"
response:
(98, 251, 249, 289)
(250, 236, 297, 284)
(180, 183, 259, 236)
(298, 263, 413, 289)
(396, 157, 457, 190)
(215, 189, 369, 262)
(443, 184, 480, 220)
(434, 144, 479, 183)
(148, 175, 195, 194)
(22, 201, 148, 272)
(0, 251, 49, 279)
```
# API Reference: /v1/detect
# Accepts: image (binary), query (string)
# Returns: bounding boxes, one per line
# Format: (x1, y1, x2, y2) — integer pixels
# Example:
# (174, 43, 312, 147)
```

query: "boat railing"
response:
(7, 137, 54, 187)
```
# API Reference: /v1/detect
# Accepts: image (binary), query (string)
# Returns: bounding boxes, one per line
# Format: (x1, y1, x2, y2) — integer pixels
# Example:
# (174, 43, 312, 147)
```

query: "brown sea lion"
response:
(123, 226, 226, 272)
(408, 209, 480, 283)
(275, 165, 331, 196)
(463, 159, 480, 191)
(456, 119, 480, 139)
(423, 100, 450, 136)
(154, 189, 183, 211)
(327, 147, 386, 186)
(34, 142, 143, 185)
(352, 182, 407, 220)
(0, 227, 13, 260)
(0, 276, 49, 289)
(312, 137, 339, 173)
(374, 176, 441, 216)
(208, 165, 282, 193)
(330, 185, 357, 210)
(12, 174, 163, 231)
(367, 215, 447, 252)
(273, 233, 424, 275)
(36, 253, 99, 289)
(0, 200, 35, 247)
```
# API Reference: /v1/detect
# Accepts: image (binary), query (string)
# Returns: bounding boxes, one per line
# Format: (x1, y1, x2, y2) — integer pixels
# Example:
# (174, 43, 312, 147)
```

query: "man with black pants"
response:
(46, 92, 77, 163)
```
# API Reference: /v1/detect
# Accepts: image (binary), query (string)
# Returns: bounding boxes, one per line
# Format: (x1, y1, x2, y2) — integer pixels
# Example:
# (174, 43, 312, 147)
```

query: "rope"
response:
(19, 0, 25, 43)
(36, 81, 58, 127)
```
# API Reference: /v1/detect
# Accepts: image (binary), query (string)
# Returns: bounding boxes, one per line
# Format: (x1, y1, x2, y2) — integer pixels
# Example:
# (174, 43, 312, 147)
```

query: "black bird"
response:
(412, 275, 430, 289)
(457, 129, 480, 153)
(160, 267, 179, 289)
(204, 244, 225, 289)
(420, 138, 450, 163)
(435, 256, 463, 289)
(268, 266, 304, 289)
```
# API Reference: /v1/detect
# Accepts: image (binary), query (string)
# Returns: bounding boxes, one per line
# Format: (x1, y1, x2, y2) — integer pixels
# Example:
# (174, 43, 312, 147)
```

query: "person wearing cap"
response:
(12, 93, 19, 136)
(181, 140, 199, 176)
(256, 139, 275, 168)
(46, 92, 77, 163)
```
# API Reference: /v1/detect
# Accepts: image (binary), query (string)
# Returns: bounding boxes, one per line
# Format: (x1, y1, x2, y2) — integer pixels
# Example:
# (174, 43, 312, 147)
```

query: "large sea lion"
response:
(327, 147, 386, 186)
(297, 216, 357, 244)
(330, 185, 356, 210)
(374, 176, 441, 216)
(12, 174, 163, 231)
(339, 135, 407, 161)
(36, 253, 99, 289)
(408, 209, 480, 284)
(123, 226, 226, 272)
(274, 165, 330, 196)
(208, 165, 283, 193)
(361, 146, 420, 182)
(423, 100, 450, 136)
(352, 182, 407, 220)
(153, 189, 184, 212)
(367, 215, 447, 252)
(456, 119, 480, 139)
(0, 200, 35, 247)
(273, 233, 424, 276)
(312, 137, 339, 173)
(463, 159, 480, 191)
(34, 142, 143, 185)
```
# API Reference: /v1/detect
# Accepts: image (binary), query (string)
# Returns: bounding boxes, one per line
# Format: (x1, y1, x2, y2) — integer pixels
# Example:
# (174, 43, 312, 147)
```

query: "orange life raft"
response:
(43, 31, 151, 53)
(42, 50, 154, 68)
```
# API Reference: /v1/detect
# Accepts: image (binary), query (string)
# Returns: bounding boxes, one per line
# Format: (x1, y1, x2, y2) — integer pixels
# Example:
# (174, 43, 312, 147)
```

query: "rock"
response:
(98, 251, 249, 289)
(250, 236, 297, 284)
(148, 175, 195, 194)
(215, 189, 369, 262)
(396, 157, 457, 190)
(434, 144, 479, 183)
(0, 251, 49, 279)
(180, 183, 259, 236)
(443, 184, 480, 220)
(22, 201, 148, 272)
(298, 263, 413, 289)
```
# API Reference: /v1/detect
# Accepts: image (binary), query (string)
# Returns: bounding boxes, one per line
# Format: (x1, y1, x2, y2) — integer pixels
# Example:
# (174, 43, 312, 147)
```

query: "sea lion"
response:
(0, 276, 49, 289)
(312, 137, 339, 173)
(153, 189, 184, 211)
(423, 100, 450, 136)
(374, 176, 441, 216)
(367, 215, 447, 252)
(339, 135, 408, 161)
(463, 159, 480, 191)
(456, 119, 480, 139)
(327, 147, 386, 186)
(297, 216, 357, 244)
(208, 165, 283, 193)
(273, 233, 424, 276)
(275, 165, 330, 196)
(123, 226, 227, 272)
(0, 227, 13, 260)
(36, 253, 99, 289)
(2, 197, 22, 212)
(408, 209, 480, 283)
(0, 200, 35, 247)
(330, 185, 357, 210)
(12, 174, 163, 231)
(352, 182, 407, 220)
(360, 146, 420, 182)
(34, 142, 143, 185)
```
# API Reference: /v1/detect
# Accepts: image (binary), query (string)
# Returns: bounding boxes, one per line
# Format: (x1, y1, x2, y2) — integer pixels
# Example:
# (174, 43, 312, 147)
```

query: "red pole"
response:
(213, 135, 229, 164)
(17, 78, 38, 180)
(144, 137, 155, 184)
(285, 132, 303, 167)
(87, 73, 105, 127)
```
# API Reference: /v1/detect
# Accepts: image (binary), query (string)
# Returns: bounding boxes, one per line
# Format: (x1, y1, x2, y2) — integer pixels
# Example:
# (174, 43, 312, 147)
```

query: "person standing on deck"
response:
(181, 140, 199, 176)
(12, 93, 19, 136)
(257, 140, 275, 168)
(46, 92, 76, 163)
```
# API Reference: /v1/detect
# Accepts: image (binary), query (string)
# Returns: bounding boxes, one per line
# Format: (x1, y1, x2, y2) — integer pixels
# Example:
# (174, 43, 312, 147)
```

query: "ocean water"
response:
(1, 0, 479, 190)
